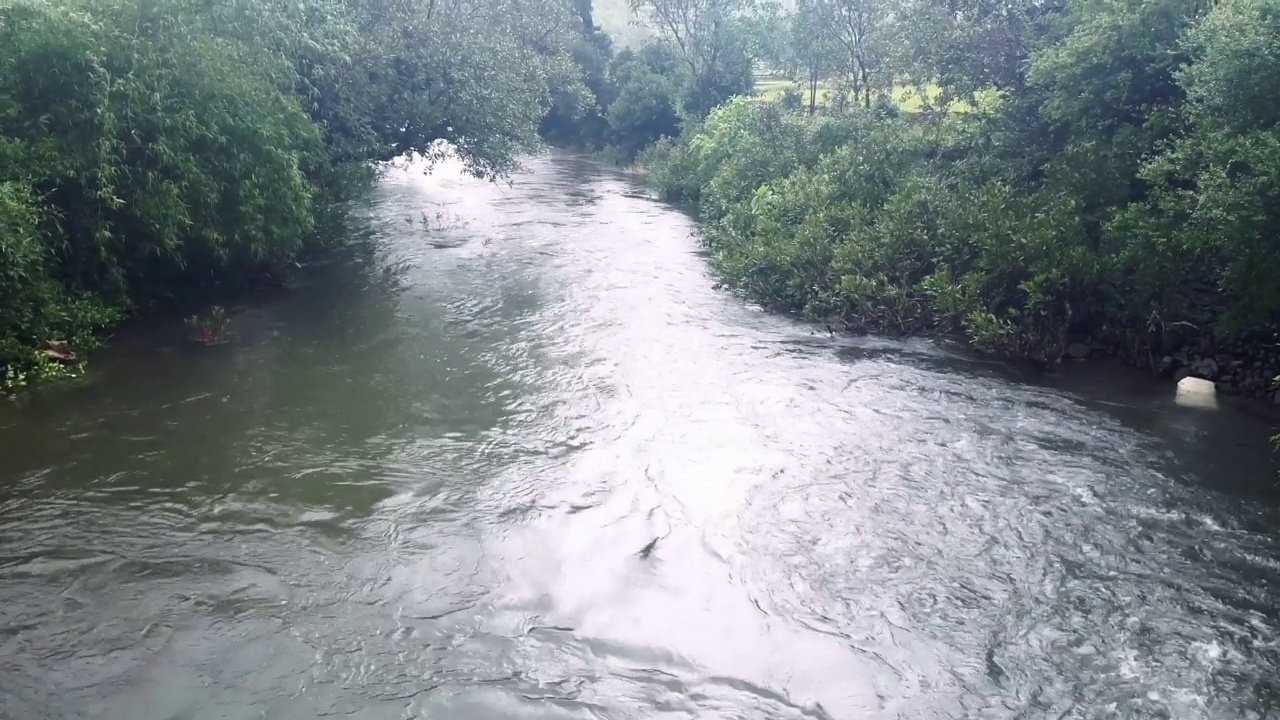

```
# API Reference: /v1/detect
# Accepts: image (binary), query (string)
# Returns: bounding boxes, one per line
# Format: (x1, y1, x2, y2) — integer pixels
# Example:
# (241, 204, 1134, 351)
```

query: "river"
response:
(1, 153, 1278, 720)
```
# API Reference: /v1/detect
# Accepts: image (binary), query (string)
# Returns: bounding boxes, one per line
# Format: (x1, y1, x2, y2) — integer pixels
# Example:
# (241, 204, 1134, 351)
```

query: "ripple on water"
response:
(0, 153, 1277, 720)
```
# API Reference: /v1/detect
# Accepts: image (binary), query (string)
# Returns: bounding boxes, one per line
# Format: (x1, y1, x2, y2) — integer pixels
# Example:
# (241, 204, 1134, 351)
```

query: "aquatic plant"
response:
(185, 306, 231, 346)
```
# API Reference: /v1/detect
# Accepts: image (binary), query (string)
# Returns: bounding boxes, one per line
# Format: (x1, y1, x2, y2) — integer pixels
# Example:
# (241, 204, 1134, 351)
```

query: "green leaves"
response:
(1, 0, 585, 386)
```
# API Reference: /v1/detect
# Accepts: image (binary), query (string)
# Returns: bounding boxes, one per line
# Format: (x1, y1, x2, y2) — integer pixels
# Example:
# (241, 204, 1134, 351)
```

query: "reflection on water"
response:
(1, 153, 1278, 720)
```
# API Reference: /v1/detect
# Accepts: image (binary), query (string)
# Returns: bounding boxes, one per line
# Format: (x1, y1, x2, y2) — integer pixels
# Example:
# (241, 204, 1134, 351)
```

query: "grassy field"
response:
(752, 76, 997, 113)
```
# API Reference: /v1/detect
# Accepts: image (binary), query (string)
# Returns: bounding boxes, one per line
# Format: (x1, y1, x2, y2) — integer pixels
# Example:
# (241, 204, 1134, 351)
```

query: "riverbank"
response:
(0, 0, 580, 392)
(641, 92, 1280, 407)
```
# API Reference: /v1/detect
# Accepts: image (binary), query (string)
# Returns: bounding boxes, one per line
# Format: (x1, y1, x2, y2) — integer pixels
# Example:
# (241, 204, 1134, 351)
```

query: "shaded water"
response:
(2, 154, 1278, 720)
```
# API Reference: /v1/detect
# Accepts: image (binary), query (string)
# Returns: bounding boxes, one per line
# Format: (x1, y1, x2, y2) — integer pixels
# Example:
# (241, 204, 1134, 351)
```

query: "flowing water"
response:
(1, 154, 1278, 720)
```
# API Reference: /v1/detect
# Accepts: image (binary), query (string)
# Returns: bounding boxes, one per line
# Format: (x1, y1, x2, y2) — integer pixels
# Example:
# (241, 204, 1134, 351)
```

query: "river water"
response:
(1, 154, 1278, 720)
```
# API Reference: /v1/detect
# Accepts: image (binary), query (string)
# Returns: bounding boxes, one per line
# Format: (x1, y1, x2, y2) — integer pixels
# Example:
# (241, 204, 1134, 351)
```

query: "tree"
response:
(823, 0, 891, 109)
(607, 43, 686, 156)
(350, 0, 582, 176)
(0, 0, 586, 386)
(740, 0, 789, 73)
(541, 0, 618, 149)
(1113, 0, 1280, 331)
(889, 0, 1068, 102)
(628, 0, 756, 115)
(787, 0, 838, 114)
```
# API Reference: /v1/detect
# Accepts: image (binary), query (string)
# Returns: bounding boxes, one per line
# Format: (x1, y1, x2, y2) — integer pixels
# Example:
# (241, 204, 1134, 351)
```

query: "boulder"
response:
(1191, 357, 1219, 380)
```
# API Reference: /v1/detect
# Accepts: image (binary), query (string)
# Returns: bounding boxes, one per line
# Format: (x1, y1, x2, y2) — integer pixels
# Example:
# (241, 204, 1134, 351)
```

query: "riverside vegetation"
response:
(3, 0, 1280, 423)
(642, 0, 1280, 409)
(0, 0, 593, 388)
(541, 0, 1280, 416)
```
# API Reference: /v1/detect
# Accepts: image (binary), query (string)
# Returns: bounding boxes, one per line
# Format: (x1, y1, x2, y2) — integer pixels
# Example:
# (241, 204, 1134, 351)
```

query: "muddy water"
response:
(1, 154, 1277, 720)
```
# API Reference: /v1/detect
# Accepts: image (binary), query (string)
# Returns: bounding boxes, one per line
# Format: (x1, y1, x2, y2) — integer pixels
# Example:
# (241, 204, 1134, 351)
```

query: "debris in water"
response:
(638, 536, 660, 559)
(41, 340, 76, 363)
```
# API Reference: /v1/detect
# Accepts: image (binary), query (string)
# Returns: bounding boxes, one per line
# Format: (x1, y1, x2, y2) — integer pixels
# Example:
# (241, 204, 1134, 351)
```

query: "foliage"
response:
(543, 0, 766, 159)
(786, 0, 838, 114)
(541, 0, 618, 149)
(185, 305, 230, 345)
(0, 180, 116, 387)
(629, 0, 759, 115)
(820, 0, 893, 110)
(602, 42, 692, 159)
(1115, 0, 1280, 333)
(1, 0, 582, 388)
(647, 0, 1280, 369)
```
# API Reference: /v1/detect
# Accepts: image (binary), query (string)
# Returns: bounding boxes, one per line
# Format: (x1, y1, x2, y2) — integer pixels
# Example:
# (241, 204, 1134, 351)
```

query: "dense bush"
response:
(1118, 0, 1280, 333)
(648, 0, 1280, 367)
(0, 180, 114, 385)
(0, 0, 579, 389)
(1, 2, 323, 295)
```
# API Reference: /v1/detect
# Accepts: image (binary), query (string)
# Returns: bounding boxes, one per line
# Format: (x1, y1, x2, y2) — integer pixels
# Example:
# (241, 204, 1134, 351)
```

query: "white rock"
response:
(1175, 376, 1218, 410)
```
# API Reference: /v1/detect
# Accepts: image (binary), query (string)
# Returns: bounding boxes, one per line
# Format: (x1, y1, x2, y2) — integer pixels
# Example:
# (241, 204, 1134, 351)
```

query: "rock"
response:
(1157, 355, 1176, 375)
(1065, 342, 1092, 360)
(1191, 357, 1219, 380)
(1175, 376, 1218, 410)
(1175, 349, 1190, 366)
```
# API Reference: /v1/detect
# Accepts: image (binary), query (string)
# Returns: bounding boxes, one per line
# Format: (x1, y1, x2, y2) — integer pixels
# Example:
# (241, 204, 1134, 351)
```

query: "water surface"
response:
(2, 154, 1278, 720)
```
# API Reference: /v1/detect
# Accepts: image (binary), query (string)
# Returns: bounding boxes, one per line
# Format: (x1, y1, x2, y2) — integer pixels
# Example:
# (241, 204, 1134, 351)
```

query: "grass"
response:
(752, 75, 998, 113)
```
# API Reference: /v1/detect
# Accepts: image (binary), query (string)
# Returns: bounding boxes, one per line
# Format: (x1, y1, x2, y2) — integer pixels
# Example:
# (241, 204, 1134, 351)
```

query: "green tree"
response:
(607, 42, 687, 157)
(644, 0, 1280, 374)
(1116, 0, 1280, 331)
(0, 0, 585, 386)
(786, 0, 838, 114)
(629, 0, 756, 115)
(823, 0, 891, 109)
(542, 0, 618, 149)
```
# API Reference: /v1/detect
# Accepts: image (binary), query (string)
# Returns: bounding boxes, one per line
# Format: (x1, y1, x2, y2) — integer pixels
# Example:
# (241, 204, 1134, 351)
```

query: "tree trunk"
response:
(858, 58, 870, 109)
